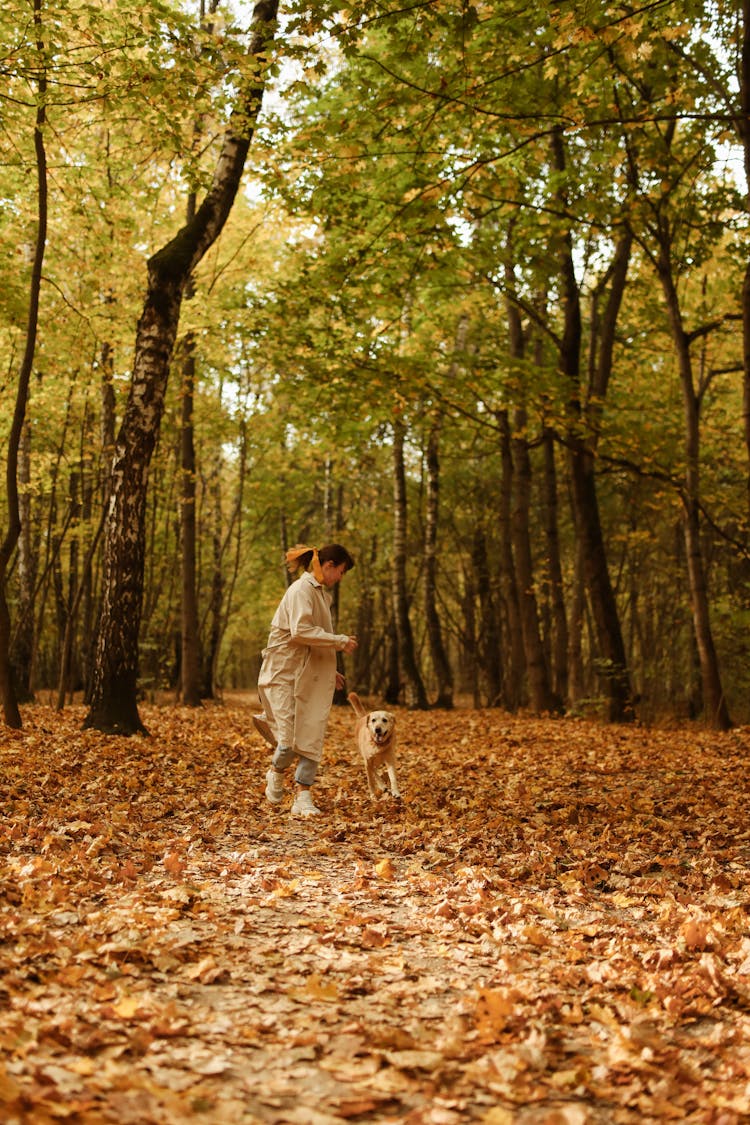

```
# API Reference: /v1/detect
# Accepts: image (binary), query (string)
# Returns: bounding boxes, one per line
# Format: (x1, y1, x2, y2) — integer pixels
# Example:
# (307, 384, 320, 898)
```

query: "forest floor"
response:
(1, 695, 750, 1124)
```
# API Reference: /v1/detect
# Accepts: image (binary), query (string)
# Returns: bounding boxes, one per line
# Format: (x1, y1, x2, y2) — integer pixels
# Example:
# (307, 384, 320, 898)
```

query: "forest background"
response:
(1, 0, 750, 733)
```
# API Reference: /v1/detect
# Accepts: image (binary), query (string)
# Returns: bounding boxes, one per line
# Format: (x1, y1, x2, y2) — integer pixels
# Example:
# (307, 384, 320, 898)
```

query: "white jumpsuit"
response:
(257, 571, 350, 763)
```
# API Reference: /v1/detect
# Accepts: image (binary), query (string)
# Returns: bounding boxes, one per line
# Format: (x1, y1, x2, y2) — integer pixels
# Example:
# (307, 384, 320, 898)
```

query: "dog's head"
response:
(366, 710, 395, 745)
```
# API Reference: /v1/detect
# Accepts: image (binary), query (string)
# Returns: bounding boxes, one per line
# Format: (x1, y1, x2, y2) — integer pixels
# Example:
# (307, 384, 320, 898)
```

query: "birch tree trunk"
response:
(84, 0, 280, 733)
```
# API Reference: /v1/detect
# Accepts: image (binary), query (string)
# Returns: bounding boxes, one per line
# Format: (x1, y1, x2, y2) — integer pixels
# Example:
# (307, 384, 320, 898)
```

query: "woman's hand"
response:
(342, 635, 358, 655)
(335, 671, 346, 692)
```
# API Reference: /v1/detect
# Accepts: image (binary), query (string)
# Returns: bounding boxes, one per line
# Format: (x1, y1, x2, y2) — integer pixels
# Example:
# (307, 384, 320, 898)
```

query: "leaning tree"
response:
(84, 0, 280, 734)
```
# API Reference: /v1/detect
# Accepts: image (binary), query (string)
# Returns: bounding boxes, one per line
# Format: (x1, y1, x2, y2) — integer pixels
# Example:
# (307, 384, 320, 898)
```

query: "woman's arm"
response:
(287, 581, 350, 650)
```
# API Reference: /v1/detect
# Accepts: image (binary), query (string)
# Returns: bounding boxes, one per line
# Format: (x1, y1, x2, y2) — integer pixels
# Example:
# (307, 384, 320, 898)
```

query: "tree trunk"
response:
(658, 258, 731, 729)
(0, 1, 46, 729)
(567, 448, 632, 720)
(542, 428, 568, 705)
(205, 394, 248, 698)
(383, 610, 401, 706)
(201, 468, 225, 699)
(471, 523, 503, 706)
(10, 422, 36, 702)
(83, 0, 280, 733)
(424, 411, 454, 708)
(56, 513, 104, 711)
(552, 128, 633, 721)
(57, 466, 82, 700)
(739, 1, 750, 516)
(567, 533, 586, 707)
(353, 538, 377, 694)
(511, 407, 557, 713)
(461, 560, 480, 707)
(391, 417, 429, 709)
(503, 250, 556, 713)
(324, 458, 350, 707)
(80, 332, 117, 701)
(179, 331, 202, 706)
(496, 409, 525, 710)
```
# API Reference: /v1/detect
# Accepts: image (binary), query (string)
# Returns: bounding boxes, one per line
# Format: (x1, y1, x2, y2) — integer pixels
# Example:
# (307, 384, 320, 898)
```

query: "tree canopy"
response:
(1, 0, 750, 726)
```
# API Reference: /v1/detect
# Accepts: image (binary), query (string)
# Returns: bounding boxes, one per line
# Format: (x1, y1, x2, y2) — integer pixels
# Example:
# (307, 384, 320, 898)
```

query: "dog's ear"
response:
(386, 712, 395, 722)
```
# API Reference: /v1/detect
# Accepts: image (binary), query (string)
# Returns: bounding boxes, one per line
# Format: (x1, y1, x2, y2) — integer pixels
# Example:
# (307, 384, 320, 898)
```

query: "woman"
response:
(254, 543, 358, 816)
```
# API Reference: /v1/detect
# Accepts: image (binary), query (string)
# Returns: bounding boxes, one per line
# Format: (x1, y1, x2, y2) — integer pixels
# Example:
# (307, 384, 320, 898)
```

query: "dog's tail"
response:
(348, 691, 367, 718)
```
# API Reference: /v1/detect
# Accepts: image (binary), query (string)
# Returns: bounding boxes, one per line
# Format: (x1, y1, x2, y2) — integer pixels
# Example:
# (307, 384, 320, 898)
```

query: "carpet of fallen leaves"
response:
(2, 696, 750, 1125)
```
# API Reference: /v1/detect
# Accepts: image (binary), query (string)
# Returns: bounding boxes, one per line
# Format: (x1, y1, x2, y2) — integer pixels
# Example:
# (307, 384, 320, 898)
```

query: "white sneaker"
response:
(291, 790, 321, 817)
(265, 768, 284, 805)
(253, 713, 276, 748)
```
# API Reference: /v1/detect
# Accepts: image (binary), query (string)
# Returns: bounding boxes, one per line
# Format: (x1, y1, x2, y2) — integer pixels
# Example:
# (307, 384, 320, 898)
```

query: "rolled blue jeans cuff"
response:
(272, 747, 318, 787)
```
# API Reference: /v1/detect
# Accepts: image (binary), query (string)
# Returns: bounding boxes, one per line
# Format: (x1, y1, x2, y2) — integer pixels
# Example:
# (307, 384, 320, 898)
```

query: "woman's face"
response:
(321, 560, 348, 587)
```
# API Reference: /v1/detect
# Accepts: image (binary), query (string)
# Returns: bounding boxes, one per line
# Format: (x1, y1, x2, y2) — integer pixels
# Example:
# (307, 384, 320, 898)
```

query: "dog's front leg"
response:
(365, 760, 381, 799)
(385, 763, 400, 798)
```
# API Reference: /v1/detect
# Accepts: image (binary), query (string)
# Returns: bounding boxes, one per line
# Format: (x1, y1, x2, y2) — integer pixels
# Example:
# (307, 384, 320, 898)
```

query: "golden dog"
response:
(348, 692, 400, 800)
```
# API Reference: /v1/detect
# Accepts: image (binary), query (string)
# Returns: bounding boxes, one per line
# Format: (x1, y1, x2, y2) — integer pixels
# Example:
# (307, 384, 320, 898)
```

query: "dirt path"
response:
(2, 701, 750, 1123)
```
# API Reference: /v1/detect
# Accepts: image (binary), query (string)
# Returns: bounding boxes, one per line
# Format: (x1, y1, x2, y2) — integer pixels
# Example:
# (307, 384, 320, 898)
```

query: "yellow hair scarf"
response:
(285, 544, 325, 583)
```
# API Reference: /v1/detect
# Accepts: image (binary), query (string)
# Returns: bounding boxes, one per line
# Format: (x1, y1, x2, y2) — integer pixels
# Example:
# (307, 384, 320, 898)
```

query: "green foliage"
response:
(2, 0, 750, 719)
